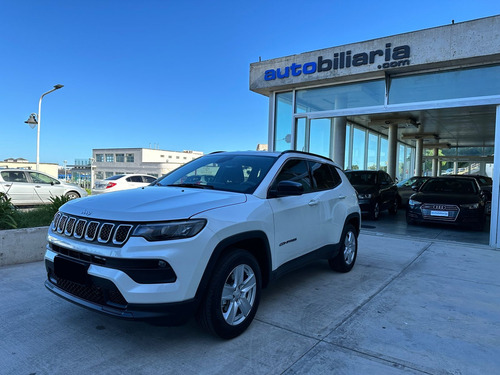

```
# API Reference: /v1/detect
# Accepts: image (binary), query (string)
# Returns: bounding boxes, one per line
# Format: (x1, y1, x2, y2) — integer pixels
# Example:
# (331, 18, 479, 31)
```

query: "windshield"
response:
(156, 153, 278, 194)
(345, 171, 377, 185)
(420, 178, 478, 195)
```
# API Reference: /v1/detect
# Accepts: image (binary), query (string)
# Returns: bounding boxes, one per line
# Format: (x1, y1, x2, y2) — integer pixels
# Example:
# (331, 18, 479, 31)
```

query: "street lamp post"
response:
(25, 84, 64, 170)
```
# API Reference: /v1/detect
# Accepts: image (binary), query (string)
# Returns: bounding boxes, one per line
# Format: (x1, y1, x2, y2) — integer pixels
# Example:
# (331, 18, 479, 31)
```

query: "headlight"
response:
(132, 219, 206, 241)
(358, 193, 372, 199)
(460, 203, 479, 209)
(408, 199, 422, 208)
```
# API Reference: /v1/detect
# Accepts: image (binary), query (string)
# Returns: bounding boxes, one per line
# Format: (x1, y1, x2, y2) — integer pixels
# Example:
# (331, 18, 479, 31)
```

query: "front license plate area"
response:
(54, 256, 90, 285)
(430, 210, 449, 217)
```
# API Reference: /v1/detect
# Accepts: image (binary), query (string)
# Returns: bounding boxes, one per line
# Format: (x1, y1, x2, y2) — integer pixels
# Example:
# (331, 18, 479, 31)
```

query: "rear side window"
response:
(310, 162, 341, 190)
(1, 171, 27, 183)
(126, 176, 144, 183)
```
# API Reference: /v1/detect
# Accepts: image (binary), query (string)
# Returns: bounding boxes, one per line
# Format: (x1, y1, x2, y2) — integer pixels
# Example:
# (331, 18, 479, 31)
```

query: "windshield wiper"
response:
(166, 184, 214, 189)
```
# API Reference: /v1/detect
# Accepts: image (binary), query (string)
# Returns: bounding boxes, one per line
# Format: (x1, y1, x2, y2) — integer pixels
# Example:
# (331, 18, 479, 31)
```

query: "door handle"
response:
(35, 185, 42, 188)
(4, 184, 12, 187)
(308, 199, 319, 206)
(338, 195, 346, 199)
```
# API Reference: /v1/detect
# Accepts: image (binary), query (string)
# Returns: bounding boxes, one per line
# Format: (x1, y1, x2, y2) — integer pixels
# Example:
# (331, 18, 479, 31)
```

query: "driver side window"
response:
(271, 159, 312, 193)
(29, 172, 58, 184)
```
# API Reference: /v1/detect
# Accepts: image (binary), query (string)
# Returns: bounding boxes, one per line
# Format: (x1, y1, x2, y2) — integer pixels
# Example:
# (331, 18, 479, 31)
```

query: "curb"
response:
(0, 226, 48, 267)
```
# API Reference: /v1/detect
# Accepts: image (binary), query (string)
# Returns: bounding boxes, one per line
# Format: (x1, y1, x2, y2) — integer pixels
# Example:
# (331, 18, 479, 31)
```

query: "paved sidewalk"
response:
(1, 232, 499, 374)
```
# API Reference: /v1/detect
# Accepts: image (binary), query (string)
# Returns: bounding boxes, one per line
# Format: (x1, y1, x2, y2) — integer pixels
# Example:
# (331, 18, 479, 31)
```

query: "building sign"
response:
(264, 43, 411, 81)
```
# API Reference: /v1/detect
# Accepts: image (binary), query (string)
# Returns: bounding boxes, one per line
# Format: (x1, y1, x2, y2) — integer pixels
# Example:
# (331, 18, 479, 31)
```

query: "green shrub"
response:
(0, 193, 17, 229)
(0, 194, 71, 230)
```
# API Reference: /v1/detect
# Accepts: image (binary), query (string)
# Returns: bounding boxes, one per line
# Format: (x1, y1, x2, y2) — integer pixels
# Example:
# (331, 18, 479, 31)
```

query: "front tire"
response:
(329, 224, 358, 273)
(197, 249, 261, 339)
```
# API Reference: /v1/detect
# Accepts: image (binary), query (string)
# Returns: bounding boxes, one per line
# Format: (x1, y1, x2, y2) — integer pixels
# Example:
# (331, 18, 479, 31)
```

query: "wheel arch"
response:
(344, 212, 361, 236)
(195, 230, 272, 303)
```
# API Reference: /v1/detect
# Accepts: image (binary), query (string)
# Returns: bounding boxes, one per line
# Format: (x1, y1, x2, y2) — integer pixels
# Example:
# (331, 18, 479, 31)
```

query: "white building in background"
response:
(1, 158, 59, 178)
(92, 148, 204, 180)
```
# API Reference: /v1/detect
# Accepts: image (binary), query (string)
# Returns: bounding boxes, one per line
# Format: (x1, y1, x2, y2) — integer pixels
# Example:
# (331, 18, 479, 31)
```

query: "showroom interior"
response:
(250, 16, 500, 248)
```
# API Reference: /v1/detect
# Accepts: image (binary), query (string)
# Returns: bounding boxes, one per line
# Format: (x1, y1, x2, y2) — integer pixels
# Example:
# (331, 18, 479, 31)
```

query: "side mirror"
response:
(411, 184, 419, 191)
(271, 180, 304, 197)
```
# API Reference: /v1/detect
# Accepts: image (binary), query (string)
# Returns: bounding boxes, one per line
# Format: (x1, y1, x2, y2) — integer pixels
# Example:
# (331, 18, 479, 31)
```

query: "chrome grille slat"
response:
(52, 212, 62, 230)
(74, 219, 87, 239)
(57, 215, 68, 233)
(98, 223, 115, 243)
(51, 212, 134, 246)
(113, 225, 133, 245)
(85, 221, 100, 241)
(64, 217, 77, 236)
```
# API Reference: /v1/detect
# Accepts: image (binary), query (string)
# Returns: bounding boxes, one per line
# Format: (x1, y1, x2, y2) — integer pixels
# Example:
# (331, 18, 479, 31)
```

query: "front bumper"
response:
(44, 249, 199, 324)
(406, 204, 485, 226)
(357, 199, 373, 215)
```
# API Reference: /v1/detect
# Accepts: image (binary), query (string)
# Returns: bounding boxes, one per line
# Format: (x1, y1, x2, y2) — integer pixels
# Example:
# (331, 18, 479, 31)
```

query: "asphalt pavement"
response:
(1, 231, 499, 374)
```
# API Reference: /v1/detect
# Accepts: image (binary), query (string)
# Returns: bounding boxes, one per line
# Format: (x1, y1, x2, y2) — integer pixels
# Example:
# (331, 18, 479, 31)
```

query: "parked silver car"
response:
(0, 169, 87, 206)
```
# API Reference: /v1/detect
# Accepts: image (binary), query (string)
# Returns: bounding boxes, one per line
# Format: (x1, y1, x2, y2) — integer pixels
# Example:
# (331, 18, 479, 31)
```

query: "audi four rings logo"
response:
(432, 205, 447, 210)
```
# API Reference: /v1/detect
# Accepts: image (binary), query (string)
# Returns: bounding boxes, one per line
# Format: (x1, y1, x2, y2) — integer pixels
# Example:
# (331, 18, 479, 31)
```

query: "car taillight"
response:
(106, 182, 117, 189)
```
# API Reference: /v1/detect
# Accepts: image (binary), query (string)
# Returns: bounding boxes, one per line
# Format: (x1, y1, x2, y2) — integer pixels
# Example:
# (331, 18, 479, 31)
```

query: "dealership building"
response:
(249, 15, 500, 248)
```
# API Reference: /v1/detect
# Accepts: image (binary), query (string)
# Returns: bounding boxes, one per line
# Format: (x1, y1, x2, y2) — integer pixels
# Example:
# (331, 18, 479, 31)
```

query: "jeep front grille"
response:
(51, 212, 134, 246)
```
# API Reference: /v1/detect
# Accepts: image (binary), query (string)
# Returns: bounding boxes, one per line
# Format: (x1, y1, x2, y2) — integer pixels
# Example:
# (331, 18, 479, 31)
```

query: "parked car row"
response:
(346, 170, 490, 231)
(0, 169, 160, 206)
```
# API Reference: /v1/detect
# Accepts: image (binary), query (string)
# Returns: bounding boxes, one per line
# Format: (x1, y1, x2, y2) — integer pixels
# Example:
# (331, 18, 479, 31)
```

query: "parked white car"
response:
(45, 151, 360, 338)
(92, 174, 157, 195)
(0, 169, 87, 206)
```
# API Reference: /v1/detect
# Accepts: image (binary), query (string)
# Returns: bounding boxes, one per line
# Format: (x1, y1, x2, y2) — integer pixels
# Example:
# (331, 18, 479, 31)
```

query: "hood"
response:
(351, 185, 377, 195)
(411, 192, 480, 205)
(59, 186, 247, 221)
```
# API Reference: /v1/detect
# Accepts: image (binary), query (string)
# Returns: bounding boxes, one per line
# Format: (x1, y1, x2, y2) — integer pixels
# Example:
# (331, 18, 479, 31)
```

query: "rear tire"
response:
(388, 197, 398, 215)
(329, 224, 358, 273)
(65, 191, 80, 200)
(197, 249, 261, 339)
(370, 202, 380, 220)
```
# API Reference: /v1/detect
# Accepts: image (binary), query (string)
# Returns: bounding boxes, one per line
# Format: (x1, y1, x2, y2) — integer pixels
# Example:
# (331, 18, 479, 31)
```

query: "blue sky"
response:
(1, 1, 499, 166)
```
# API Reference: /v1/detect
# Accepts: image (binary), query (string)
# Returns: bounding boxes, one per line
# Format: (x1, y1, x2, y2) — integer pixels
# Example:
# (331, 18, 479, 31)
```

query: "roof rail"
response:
(280, 150, 334, 163)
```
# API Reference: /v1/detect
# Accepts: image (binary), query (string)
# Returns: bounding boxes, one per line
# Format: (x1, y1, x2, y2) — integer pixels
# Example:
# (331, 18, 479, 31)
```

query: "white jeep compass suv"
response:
(45, 151, 360, 339)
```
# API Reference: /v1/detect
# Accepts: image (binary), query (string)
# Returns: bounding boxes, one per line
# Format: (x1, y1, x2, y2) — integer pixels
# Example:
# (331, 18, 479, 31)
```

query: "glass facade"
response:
(389, 65, 500, 104)
(351, 127, 366, 170)
(296, 80, 385, 112)
(271, 64, 499, 180)
(367, 133, 378, 170)
(309, 119, 331, 157)
(274, 92, 293, 151)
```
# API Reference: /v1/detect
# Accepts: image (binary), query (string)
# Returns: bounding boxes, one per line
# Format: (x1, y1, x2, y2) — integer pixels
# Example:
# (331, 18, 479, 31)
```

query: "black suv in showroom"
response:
(345, 170, 399, 220)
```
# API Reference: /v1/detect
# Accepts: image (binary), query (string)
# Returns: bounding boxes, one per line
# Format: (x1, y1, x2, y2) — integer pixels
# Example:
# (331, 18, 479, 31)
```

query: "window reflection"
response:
(367, 133, 378, 170)
(296, 80, 385, 113)
(309, 119, 331, 158)
(352, 127, 366, 170)
(389, 65, 500, 104)
(379, 138, 388, 172)
(274, 92, 293, 151)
